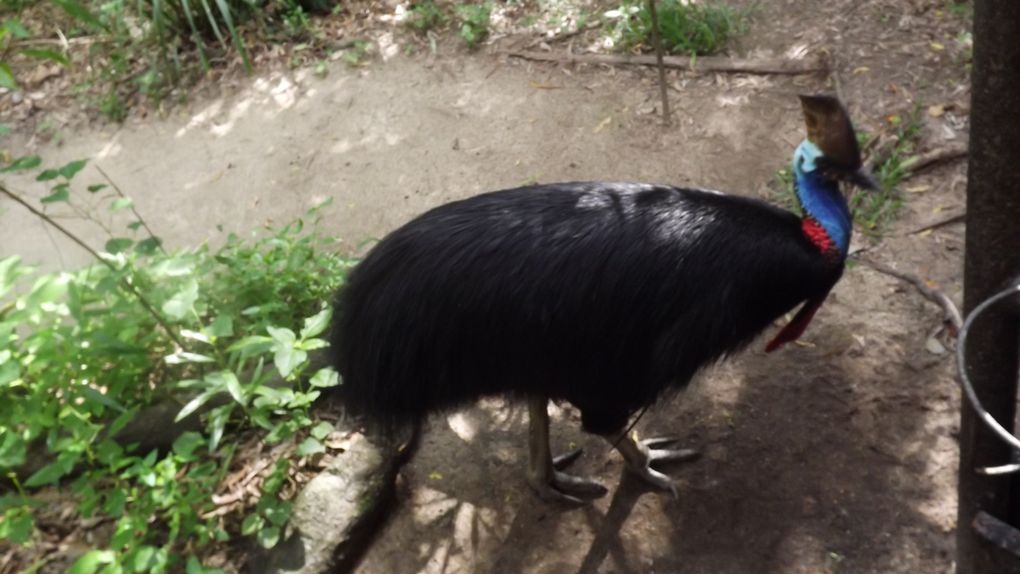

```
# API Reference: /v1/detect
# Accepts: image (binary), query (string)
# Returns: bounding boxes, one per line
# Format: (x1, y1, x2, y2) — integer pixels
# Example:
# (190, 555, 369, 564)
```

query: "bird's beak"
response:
(846, 166, 881, 191)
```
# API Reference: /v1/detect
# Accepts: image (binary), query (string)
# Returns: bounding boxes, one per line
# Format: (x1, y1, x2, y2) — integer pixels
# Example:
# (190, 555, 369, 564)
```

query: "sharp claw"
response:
(553, 471, 608, 497)
(529, 482, 586, 505)
(552, 447, 584, 470)
(647, 447, 700, 464)
(642, 436, 684, 449)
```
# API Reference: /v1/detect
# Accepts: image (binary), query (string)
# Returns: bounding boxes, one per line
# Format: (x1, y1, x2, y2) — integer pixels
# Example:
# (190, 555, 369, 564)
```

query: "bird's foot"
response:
(527, 448, 608, 504)
(616, 435, 700, 497)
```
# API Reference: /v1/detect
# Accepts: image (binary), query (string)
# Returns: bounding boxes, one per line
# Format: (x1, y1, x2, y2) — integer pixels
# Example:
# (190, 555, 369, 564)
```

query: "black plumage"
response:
(333, 183, 839, 434)
(329, 95, 876, 500)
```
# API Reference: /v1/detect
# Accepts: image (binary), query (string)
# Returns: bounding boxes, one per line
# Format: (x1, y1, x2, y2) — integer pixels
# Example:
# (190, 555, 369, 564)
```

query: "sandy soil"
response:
(0, 0, 971, 572)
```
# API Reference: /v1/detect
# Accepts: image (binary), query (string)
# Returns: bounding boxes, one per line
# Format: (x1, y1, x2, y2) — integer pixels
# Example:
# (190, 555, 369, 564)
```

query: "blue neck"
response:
(793, 140, 852, 255)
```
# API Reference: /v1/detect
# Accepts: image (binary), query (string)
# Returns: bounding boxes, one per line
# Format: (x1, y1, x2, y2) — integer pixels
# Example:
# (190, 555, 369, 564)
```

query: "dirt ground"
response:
(1, 0, 972, 572)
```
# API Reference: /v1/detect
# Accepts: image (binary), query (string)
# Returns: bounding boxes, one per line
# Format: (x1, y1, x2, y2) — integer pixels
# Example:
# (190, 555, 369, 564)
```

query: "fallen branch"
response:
(901, 143, 968, 175)
(907, 212, 966, 235)
(856, 257, 963, 332)
(503, 50, 828, 75)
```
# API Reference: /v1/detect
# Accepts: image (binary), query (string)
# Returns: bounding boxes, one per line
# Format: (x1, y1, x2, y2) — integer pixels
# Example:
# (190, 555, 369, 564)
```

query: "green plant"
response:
(1, 17, 69, 90)
(607, 0, 748, 55)
(456, 2, 490, 49)
(407, 0, 446, 33)
(0, 154, 347, 570)
(342, 40, 370, 66)
(848, 105, 925, 232)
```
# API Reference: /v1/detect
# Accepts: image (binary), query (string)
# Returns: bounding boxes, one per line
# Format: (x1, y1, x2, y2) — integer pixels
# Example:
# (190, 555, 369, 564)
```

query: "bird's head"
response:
(793, 94, 879, 192)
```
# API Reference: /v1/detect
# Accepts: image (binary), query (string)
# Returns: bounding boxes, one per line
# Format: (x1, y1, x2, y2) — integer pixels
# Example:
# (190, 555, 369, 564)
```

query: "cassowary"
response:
(330, 95, 877, 502)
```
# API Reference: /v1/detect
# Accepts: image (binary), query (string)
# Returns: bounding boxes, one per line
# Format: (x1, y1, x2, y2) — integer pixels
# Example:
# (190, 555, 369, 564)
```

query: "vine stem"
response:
(0, 183, 187, 350)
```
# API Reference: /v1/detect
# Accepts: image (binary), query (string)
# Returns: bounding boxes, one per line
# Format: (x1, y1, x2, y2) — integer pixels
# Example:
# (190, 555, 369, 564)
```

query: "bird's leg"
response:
(610, 431, 700, 496)
(526, 396, 608, 503)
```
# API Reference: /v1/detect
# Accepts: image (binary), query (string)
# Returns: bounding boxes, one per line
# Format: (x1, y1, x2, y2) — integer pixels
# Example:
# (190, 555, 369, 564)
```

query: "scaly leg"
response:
(526, 396, 608, 503)
(611, 431, 700, 496)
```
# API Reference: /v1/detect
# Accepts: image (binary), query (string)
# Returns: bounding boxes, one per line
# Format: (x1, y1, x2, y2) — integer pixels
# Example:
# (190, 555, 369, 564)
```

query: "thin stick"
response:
(504, 50, 827, 75)
(0, 184, 186, 349)
(907, 212, 966, 235)
(647, 0, 671, 125)
(95, 164, 168, 255)
(856, 257, 963, 331)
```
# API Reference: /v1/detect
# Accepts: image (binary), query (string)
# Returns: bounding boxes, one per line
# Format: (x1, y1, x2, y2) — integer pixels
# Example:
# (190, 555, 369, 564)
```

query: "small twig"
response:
(0, 184, 186, 349)
(95, 164, 167, 255)
(503, 50, 828, 75)
(855, 257, 963, 331)
(647, 0, 671, 126)
(907, 212, 965, 235)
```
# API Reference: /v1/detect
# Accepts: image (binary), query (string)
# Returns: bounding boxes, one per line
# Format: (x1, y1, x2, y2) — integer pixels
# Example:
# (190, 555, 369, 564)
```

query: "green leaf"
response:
(240, 513, 263, 535)
(308, 367, 339, 388)
(175, 390, 216, 421)
(226, 335, 274, 358)
(222, 372, 244, 405)
(26, 274, 69, 307)
(36, 168, 61, 181)
(103, 488, 126, 515)
(88, 183, 108, 193)
(111, 197, 133, 211)
(25, 459, 71, 487)
(132, 546, 158, 571)
(214, 0, 251, 72)
(79, 386, 127, 413)
(1, 155, 41, 173)
(172, 431, 206, 459)
(208, 404, 232, 451)
(165, 351, 215, 364)
(69, 549, 116, 574)
(162, 279, 199, 320)
(21, 48, 70, 66)
(127, 220, 143, 230)
(0, 432, 27, 468)
(104, 238, 134, 254)
(0, 124, 9, 137)
(299, 307, 331, 339)
(59, 159, 88, 179)
(0, 256, 28, 297)
(273, 345, 306, 378)
(134, 237, 163, 255)
(0, 508, 34, 544)
(180, 329, 211, 344)
(267, 326, 296, 345)
(0, 359, 22, 388)
(51, 0, 108, 31)
(207, 315, 234, 338)
(3, 20, 30, 38)
(257, 525, 281, 549)
(310, 421, 333, 440)
(0, 64, 15, 91)
(296, 437, 324, 456)
(41, 183, 70, 203)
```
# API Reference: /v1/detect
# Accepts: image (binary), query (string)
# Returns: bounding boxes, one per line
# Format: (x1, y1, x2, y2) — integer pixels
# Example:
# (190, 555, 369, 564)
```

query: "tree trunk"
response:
(957, 1, 1020, 573)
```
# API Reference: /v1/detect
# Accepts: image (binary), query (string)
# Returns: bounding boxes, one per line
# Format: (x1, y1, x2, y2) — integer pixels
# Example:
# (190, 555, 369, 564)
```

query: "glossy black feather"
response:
(330, 182, 842, 435)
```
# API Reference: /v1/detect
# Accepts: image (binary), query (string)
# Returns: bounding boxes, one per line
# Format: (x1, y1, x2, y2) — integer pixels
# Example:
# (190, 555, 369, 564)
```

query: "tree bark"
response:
(957, 1, 1020, 573)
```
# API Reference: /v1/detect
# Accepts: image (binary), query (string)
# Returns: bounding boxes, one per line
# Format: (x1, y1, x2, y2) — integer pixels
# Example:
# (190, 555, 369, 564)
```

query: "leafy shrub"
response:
(607, 0, 748, 56)
(456, 2, 490, 48)
(0, 154, 349, 570)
